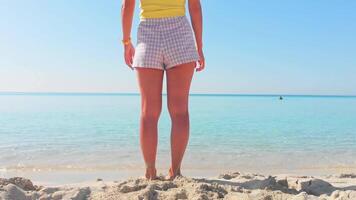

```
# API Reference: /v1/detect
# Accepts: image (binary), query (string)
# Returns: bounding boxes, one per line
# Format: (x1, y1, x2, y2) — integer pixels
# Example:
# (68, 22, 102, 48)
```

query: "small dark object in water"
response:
(279, 96, 283, 100)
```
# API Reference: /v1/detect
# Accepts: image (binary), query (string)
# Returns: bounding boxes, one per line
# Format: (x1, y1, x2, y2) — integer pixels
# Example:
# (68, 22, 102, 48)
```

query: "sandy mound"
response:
(0, 177, 90, 200)
(90, 172, 356, 200)
(1, 172, 356, 200)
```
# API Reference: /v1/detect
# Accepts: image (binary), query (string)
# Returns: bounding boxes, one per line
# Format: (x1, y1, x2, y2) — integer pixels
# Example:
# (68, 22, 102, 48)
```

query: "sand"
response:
(1, 172, 356, 200)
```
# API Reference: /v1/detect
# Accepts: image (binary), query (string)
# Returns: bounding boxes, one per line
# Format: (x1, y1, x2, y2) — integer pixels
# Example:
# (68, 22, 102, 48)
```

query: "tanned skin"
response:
(121, 0, 205, 180)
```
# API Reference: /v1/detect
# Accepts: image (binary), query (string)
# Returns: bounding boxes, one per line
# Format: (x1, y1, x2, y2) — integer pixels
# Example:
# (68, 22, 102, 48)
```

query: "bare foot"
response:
(166, 167, 182, 180)
(145, 167, 157, 180)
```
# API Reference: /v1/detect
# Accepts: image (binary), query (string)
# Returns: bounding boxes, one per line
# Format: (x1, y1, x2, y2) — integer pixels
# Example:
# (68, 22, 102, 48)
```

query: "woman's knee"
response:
(141, 104, 161, 123)
(168, 102, 189, 121)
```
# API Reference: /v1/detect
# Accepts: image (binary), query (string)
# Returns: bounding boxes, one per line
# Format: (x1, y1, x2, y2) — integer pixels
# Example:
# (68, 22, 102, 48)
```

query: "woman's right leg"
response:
(136, 68, 164, 179)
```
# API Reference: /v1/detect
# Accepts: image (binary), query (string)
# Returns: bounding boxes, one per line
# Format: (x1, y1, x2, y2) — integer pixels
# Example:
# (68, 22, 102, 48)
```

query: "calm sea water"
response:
(1, 93, 356, 183)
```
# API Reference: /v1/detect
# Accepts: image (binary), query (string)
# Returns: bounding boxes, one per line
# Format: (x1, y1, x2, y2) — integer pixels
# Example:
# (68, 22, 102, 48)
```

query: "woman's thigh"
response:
(166, 62, 196, 112)
(136, 68, 164, 115)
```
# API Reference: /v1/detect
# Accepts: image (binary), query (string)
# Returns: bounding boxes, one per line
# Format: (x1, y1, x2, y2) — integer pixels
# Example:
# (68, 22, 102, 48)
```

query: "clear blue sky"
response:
(1, 1, 356, 95)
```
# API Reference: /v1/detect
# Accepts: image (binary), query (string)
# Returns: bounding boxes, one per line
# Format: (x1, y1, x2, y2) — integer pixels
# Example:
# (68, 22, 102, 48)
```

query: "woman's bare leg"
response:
(166, 62, 196, 179)
(136, 68, 164, 180)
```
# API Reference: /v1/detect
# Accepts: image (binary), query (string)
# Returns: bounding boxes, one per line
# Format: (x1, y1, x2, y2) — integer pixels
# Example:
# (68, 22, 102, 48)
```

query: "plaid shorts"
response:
(133, 16, 199, 70)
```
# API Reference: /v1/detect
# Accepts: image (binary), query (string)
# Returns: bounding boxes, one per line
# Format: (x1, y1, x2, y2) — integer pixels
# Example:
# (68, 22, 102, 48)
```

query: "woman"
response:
(121, 0, 205, 180)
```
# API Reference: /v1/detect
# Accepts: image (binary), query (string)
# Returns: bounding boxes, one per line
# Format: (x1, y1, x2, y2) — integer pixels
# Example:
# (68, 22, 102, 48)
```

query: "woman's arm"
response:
(188, 0, 205, 71)
(121, 0, 135, 69)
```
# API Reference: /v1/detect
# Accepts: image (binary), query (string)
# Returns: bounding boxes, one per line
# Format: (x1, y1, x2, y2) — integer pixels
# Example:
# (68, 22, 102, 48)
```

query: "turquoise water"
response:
(1, 93, 356, 181)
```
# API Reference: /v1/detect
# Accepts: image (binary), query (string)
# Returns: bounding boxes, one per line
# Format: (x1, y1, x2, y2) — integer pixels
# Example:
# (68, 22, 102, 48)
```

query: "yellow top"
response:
(140, 0, 186, 19)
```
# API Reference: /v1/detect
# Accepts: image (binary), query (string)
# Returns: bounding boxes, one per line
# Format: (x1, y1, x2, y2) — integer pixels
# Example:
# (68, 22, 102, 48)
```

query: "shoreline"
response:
(1, 171, 356, 200)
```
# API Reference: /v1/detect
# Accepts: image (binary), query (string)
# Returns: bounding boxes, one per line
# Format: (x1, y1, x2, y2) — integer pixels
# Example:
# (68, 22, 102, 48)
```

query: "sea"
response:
(0, 93, 355, 185)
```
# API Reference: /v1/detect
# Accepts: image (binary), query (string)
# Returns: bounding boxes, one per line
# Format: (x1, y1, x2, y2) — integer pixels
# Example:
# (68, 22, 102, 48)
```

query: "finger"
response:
(200, 59, 205, 69)
(124, 56, 129, 66)
(132, 47, 135, 56)
(129, 49, 135, 65)
(195, 60, 201, 72)
(124, 55, 130, 66)
(196, 60, 205, 72)
(197, 65, 204, 72)
(197, 66, 204, 72)
(124, 55, 133, 70)
(130, 48, 136, 70)
(129, 54, 133, 66)
(126, 60, 134, 70)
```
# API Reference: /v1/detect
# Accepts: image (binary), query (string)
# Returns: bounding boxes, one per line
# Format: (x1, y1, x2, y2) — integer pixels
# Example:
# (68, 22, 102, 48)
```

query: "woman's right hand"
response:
(124, 42, 135, 70)
(196, 48, 205, 72)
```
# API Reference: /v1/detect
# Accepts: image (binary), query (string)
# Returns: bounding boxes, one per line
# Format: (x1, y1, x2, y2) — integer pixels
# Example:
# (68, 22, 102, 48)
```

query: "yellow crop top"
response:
(140, 0, 186, 19)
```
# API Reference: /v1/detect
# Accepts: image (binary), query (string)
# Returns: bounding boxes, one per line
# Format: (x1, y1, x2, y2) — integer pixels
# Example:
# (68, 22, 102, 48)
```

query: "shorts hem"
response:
(165, 59, 199, 70)
(133, 66, 164, 70)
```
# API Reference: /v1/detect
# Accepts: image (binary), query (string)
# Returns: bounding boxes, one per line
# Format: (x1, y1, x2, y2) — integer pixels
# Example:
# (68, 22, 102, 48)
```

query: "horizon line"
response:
(0, 91, 356, 98)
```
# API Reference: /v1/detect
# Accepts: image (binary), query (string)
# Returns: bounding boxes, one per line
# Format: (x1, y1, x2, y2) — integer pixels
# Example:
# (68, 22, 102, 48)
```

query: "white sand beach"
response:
(1, 172, 356, 200)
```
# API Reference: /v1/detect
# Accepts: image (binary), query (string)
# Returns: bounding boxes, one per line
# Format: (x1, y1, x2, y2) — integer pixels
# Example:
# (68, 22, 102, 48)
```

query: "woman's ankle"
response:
(168, 166, 182, 178)
(145, 166, 157, 179)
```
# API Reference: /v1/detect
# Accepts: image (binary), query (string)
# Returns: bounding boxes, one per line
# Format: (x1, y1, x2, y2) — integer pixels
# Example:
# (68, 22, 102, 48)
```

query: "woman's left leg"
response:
(166, 62, 196, 179)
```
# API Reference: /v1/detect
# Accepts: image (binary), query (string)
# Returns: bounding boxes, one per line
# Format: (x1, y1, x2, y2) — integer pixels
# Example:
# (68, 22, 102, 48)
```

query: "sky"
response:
(1, 0, 356, 95)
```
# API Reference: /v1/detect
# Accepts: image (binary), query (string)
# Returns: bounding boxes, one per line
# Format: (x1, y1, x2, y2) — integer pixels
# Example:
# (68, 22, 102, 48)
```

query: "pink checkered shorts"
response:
(133, 16, 199, 70)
